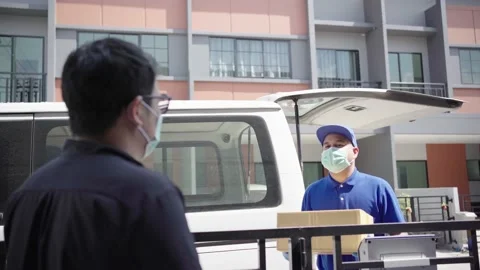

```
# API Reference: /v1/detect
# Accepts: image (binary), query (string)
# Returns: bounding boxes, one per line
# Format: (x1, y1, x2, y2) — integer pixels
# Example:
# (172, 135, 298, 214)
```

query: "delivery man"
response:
(286, 124, 405, 270)
(3, 38, 202, 270)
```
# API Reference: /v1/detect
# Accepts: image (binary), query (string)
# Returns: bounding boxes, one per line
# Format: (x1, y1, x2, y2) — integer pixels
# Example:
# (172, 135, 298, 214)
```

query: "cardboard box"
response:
(276, 209, 374, 254)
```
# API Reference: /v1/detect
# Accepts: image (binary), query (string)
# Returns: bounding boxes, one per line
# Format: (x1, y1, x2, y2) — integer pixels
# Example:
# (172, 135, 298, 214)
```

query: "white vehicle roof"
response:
(0, 100, 280, 114)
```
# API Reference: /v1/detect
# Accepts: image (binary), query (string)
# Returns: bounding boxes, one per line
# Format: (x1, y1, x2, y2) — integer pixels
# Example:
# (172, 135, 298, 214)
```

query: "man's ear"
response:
(353, 147, 359, 157)
(126, 96, 143, 126)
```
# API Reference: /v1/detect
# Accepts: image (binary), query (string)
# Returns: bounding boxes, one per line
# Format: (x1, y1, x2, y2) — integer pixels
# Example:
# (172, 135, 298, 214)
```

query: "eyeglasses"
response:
(143, 93, 172, 115)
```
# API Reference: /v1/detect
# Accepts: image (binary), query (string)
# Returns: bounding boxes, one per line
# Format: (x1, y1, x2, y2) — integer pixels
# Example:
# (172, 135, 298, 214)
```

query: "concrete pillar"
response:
(364, 0, 390, 88)
(425, 0, 451, 97)
(355, 126, 398, 188)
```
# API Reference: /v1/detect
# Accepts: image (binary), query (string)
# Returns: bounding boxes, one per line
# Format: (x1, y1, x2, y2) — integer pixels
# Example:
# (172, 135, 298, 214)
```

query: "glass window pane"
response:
(399, 53, 414, 82)
(396, 161, 428, 188)
(459, 50, 471, 61)
(389, 53, 400, 82)
(221, 51, 234, 64)
(222, 38, 234, 51)
(143, 48, 155, 59)
(109, 34, 123, 40)
(157, 62, 169, 75)
(93, 33, 108, 41)
(336, 51, 354, 80)
(412, 54, 423, 83)
(473, 73, 480, 84)
(317, 49, 336, 79)
(154, 49, 168, 63)
(471, 50, 480, 61)
(472, 60, 480, 73)
(123, 35, 139, 46)
(0, 37, 12, 73)
(467, 160, 480, 181)
(14, 37, 43, 73)
(461, 60, 472, 73)
(78, 33, 94, 46)
(210, 38, 222, 51)
(278, 42, 289, 54)
(154, 35, 168, 49)
(461, 72, 473, 84)
(251, 52, 263, 65)
(141, 35, 155, 48)
(303, 162, 324, 188)
(250, 40, 263, 52)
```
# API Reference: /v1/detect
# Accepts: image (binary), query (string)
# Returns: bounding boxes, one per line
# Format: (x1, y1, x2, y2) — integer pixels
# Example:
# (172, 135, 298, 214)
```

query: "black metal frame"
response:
(194, 220, 480, 270)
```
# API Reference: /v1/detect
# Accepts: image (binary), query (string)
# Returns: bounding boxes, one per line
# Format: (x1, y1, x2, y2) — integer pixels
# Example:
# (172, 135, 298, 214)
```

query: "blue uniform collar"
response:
(327, 168, 360, 188)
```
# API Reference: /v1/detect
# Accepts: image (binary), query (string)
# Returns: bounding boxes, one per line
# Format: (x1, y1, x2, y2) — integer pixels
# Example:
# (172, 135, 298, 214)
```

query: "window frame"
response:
(316, 48, 361, 81)
(396, 160, 429, 189)
(160, 115, 281, 212)
(76, 31, 169, 76)
(0, 34, 46, 75)
(208, 37, 292, 79)
(388, 52, 424, 83)
(458, 49, 480, 85)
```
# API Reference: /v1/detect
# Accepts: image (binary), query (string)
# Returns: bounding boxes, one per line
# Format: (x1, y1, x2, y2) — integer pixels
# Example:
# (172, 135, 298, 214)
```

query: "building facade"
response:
(0, 0, 479, 201)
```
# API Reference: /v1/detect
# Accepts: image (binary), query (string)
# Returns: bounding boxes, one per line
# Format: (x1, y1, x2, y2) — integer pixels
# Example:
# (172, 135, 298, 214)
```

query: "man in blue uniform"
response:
(302, 124, 405, 270)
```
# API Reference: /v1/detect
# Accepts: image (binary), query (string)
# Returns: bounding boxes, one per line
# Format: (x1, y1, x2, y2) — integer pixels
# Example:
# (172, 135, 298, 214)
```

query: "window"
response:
(459, 49, 480, 85)
(317, 49, 360, 82)
(396, 161, 428, 188)
(302, 162, 324, 188)
(77, 32, 169, 76)
(0, 36, 44, 102)
(150, 144, 222, 197)
(34, 115, 280, 212)
(389, 52, 424, 83)
(210, 38, 235, 77)
(209, 37, 291, 79)
(467, 160, 480, 181)
(0, 117, 33, 216)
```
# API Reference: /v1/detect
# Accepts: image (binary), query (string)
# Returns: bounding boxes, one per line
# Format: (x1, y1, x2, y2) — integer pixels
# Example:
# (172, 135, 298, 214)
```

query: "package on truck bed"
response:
(276, 209, 374, 254)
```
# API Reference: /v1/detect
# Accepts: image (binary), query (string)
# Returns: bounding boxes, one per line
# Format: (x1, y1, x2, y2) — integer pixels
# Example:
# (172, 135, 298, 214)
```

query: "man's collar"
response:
(327, 168, 360, 188)
(63, 139, 143, 166)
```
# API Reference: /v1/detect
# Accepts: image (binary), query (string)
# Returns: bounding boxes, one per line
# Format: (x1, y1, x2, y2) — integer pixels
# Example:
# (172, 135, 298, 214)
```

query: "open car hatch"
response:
(258, 88, 464, 167)
(258, 88, 463, 129)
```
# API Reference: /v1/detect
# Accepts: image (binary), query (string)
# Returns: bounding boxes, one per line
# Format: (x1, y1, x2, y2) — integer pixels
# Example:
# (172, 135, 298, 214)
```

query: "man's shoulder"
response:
(23, 152, 176, 198)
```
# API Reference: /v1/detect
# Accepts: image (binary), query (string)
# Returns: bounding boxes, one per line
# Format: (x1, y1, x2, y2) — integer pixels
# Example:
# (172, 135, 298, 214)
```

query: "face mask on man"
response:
(137, 100, 163, 159)
(321, 147, 352, 174)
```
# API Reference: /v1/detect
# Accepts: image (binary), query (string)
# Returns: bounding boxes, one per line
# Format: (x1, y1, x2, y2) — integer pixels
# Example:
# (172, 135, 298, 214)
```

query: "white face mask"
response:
(137, 100, 163, 159)
(321, 147, 352, 174)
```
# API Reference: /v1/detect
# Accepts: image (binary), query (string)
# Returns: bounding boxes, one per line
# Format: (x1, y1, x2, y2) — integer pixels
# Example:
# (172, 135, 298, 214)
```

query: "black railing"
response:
(397, 195, 454, 244)
(461, 195, 480, 217)
(0, 72, 47, 103)
(194, 220, 480, 270)
(391, 82, 448, 97)
(318, 79, 382, 89)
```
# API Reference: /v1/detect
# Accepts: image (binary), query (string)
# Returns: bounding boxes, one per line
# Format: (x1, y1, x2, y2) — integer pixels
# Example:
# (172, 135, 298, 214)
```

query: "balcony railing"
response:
(390, 82, 447, 97)
(318, 79, 382, 89)
(0, 72, 47, 103)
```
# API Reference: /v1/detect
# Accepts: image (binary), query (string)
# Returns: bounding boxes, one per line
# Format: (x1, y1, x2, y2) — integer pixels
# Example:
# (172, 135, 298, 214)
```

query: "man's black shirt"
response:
(4, 139, 202, 270)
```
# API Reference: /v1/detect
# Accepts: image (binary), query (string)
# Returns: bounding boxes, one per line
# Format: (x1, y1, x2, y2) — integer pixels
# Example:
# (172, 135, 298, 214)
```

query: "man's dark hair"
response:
(61, 38, 157, 137)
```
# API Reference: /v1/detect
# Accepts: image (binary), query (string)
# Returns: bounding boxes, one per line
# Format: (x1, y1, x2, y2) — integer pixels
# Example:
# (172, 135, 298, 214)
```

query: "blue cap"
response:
(316, 125, 358, 147)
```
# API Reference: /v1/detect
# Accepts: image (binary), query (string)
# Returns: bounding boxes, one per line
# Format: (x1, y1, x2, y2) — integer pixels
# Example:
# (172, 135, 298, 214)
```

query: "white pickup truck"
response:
(0, 88, 464, 269)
